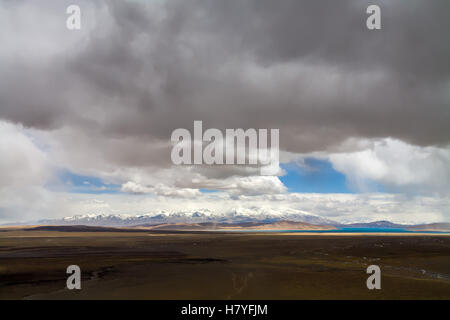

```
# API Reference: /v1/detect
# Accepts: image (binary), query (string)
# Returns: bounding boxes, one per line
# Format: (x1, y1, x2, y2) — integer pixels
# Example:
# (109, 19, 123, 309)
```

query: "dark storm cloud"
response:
(1, 0, 449, 164)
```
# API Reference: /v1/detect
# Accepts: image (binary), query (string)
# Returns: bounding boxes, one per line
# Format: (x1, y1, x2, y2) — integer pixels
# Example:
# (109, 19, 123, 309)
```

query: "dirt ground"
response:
(0, 230, 449, 299)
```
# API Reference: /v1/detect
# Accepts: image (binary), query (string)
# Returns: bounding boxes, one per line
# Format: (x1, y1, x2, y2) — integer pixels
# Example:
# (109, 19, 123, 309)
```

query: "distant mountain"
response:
(137, 220, 336, 231)
(339, 220, 409, 229)
(406, 223, 450, 232)
(16, 221, 335, 232)
(337, 220, 450, 232)
(24, 225, 142, 233)
(4, 218, 449, 233)
(34, 209, 338, 227)
(7, 212, 449, 232)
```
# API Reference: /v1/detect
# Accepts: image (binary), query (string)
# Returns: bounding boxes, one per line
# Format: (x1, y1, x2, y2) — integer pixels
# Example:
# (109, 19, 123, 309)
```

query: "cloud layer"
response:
(0, 1, 449, 222)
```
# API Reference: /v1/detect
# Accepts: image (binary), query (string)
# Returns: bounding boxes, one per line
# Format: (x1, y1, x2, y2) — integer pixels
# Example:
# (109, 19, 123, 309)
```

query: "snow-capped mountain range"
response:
(36, 208, 338, 227)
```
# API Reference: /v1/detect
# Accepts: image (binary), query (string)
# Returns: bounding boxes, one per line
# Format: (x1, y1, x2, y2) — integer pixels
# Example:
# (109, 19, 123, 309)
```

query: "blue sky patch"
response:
(49, 169, 121, 194)
(280, 158, 352, 193)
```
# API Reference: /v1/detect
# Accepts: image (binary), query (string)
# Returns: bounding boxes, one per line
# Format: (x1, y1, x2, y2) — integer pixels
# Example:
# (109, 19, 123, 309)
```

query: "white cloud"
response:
(190, 175, 287, 196)
(329, 138, 450, 194)
(120, 175, 286, 198)
(0, 121, 69, 222)
(121, 181, 201, 198)
(1, 122, 448, 225)
(0, 121, 49, 188)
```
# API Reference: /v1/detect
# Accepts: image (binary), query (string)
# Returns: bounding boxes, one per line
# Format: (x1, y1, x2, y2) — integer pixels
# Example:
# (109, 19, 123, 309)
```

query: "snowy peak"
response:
(37, 209, 337, 227)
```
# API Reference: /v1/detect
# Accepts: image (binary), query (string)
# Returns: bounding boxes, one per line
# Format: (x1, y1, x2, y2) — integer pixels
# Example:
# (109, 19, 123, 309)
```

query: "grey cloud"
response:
(0, 0, 449, 173)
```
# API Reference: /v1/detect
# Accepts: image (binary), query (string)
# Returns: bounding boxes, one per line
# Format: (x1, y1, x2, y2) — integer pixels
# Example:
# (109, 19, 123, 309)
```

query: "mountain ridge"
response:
(4, 212, 449, 231)
(33, 210, 337, 227)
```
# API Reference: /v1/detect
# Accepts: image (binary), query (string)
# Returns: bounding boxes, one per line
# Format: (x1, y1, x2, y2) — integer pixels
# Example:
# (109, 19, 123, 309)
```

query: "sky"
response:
(0, 0, 449, 224)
